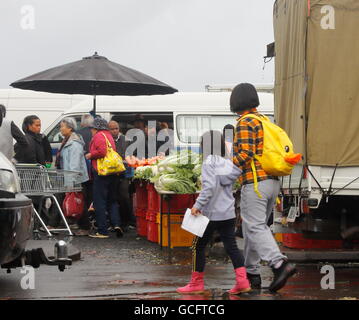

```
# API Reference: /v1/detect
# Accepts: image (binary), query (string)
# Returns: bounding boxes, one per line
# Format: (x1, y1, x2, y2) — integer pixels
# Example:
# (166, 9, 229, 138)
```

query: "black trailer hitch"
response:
(1, 240, 72, 272)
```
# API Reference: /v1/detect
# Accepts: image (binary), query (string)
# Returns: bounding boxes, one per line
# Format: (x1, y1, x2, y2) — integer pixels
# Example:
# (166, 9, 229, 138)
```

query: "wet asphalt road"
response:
(1, 230, 359, 300)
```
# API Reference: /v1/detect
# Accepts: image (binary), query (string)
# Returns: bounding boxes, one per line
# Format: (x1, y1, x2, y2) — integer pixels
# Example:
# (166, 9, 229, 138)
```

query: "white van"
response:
(0, 89, 88, 130)
(44, 91, 274, 154)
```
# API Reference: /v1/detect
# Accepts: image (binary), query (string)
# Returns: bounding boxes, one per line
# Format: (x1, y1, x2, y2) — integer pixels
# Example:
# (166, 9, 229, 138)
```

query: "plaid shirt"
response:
(233, 108, 276, 186)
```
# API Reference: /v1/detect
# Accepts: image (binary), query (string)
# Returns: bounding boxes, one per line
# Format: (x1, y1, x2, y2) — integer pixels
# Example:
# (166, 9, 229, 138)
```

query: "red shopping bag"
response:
(62, 192, 84, 219)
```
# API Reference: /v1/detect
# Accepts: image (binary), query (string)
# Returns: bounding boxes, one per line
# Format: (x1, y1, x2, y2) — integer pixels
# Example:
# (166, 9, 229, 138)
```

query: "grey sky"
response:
(0, 0, 275, 92)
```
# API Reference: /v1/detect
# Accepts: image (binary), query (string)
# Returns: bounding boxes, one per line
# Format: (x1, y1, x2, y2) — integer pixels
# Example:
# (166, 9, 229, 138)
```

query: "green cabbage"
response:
(135, 151, 203, 193)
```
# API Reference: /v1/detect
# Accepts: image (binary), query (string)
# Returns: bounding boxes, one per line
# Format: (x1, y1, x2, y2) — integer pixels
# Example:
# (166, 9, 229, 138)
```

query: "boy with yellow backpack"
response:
(231, 83, 300, 292)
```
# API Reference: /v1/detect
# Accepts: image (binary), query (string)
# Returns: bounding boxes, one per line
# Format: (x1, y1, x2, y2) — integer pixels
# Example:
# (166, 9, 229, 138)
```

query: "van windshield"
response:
(176, 114, 274, 143)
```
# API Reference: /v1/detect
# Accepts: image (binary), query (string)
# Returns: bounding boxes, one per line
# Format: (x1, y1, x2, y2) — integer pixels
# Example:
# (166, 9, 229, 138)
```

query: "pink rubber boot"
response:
(176, 272, 205, 294)
(228, 267, 251, 295)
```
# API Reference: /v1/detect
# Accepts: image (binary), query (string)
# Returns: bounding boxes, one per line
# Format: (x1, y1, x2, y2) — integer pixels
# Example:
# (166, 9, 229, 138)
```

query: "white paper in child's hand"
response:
(181, 208, 210, 238)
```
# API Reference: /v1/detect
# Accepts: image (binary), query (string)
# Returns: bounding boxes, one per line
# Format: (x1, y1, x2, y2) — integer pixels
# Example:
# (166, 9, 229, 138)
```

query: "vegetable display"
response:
(130, 151, 202, 194)
(130, 151, 241, 194)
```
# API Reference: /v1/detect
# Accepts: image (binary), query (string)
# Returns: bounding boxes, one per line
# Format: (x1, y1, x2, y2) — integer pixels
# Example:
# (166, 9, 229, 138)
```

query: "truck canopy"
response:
(273, 0, 359, 167)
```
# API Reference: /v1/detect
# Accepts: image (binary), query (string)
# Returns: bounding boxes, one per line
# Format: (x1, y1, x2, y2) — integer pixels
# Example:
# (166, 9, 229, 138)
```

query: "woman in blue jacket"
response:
(56, 117, 89, 183)
(56, 117, 90, 233)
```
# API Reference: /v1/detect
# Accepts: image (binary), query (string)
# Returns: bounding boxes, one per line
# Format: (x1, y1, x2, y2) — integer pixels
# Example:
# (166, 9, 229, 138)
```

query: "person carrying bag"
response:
(97, 132, 126, 176)
(231, 83, 297, 292)
(85, 117, 124, 239)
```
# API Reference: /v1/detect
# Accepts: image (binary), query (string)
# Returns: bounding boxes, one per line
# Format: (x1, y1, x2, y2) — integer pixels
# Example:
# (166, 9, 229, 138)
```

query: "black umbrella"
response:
(10, 52, 178, 114)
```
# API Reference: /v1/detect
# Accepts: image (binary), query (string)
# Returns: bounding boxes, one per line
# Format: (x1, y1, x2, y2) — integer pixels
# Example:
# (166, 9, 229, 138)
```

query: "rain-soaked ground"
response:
(1, 229, 359, 300)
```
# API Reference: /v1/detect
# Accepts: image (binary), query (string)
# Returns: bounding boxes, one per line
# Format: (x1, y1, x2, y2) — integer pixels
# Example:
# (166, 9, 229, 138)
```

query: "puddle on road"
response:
(105, 289, 281, 300)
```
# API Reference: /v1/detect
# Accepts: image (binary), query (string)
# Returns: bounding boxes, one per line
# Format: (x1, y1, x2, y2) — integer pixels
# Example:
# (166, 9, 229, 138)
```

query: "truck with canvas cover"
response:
(273, 0, 359, 242)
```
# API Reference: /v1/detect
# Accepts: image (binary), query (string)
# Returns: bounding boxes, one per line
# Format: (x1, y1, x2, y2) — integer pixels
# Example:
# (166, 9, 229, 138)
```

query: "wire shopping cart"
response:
(15, 164, 83, 238)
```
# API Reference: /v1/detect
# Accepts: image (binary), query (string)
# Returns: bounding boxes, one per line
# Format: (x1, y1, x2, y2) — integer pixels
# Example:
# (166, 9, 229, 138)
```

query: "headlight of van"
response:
(0, 169, 20, 194)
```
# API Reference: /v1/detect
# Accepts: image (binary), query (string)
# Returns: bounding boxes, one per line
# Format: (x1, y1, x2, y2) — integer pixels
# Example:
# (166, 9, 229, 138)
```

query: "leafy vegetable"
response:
(134, 150, 203, 193)
(155, 174, 197, 194)
(134, 166, 153, 181)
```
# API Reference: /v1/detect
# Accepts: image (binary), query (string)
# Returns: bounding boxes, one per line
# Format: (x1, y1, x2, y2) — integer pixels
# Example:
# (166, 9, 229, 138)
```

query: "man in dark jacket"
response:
(109, 120, 136, 231)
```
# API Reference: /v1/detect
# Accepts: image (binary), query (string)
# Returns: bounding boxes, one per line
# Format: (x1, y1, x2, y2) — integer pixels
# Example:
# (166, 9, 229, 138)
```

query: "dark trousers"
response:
(93, 170, 120, 235)
(117, 177, 136, 227)
(77, 180, 93, 230)
(192, 218, 245, 272)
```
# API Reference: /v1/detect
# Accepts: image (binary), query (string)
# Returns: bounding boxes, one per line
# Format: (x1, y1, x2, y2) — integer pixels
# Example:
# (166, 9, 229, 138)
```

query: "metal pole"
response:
(160, 194, 163, 250)
(92, 81, 97, 116)
(93, 94, 97, 116)
(167, 195, 172, 263)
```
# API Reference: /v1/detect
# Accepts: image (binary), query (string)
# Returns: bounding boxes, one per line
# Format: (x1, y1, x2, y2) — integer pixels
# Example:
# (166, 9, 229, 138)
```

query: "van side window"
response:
(47, 116, 81, 143)
(176, 115, 236, 143)
(110, 112, 173, 135)
(176, 114, 274, 143)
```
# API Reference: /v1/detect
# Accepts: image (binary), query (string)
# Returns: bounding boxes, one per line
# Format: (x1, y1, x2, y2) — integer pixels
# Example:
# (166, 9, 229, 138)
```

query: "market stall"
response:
(127, 151, 202, 261)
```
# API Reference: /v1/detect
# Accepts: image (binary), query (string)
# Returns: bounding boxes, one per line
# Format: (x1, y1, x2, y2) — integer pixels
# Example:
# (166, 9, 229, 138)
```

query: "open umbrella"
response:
(10, 52, 178, 114)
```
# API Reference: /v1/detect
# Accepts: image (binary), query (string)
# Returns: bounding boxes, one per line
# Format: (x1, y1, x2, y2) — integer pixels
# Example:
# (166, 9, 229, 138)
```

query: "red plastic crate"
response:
(135, 208, 146, 218)
(146, 210, 157, 222)
(147, 221, 159, 243)
(133, 181, 148, 212)
(282, 233, 343, 249)
(136, 216, 147, 237)
(163, 194, 197, 213)
(147, 183, 198, 214)
(147, 183, 160, 212)
(145, 210, 159, 242)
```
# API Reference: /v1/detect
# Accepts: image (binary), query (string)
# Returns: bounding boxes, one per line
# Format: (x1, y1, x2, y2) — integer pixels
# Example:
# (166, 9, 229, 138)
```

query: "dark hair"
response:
(200, 130, 226, 160)
(230, 83, 260, 113)
(22, 115, 40, 133)
(0, 104, 6, 118)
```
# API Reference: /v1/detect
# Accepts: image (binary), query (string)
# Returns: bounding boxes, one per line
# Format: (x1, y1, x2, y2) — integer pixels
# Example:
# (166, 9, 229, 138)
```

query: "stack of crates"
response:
(146, 183, 198, 247)
(146, 183, 159, 242)
(133, 180, 148, 237)
(157, 191, 198, 248)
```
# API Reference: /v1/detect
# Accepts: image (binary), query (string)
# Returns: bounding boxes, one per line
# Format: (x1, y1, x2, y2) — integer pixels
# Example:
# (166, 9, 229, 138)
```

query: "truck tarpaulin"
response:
(273, 0, 359, 167)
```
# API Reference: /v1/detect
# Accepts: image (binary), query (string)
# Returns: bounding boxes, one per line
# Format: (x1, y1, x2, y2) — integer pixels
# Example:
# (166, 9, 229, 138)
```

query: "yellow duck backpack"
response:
(239, 114, 301, 197)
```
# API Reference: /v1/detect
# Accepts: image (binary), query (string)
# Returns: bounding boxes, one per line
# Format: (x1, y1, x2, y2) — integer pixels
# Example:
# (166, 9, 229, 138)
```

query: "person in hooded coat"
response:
(176, 130, 251, 295)
(85, 117, 122, 239)
(230, 83, 297, 292)
(0, 104, 28, 161)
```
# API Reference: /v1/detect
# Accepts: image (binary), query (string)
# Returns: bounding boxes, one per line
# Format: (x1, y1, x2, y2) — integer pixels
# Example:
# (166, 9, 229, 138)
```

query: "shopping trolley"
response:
(15, 164, 83, 238)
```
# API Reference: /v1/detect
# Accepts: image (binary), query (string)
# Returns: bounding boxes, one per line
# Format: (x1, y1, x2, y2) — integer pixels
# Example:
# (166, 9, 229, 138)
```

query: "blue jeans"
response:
(92, 170, 120, 235)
